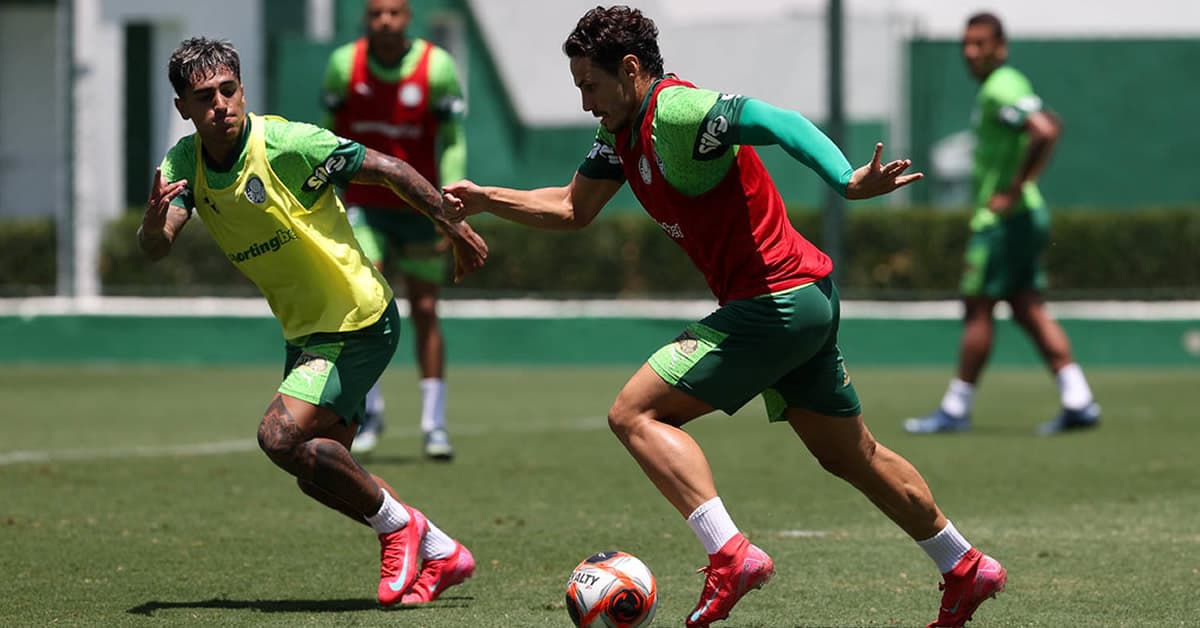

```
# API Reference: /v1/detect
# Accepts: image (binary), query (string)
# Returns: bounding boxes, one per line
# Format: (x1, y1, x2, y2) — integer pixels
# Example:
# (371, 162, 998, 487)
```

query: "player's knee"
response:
(606, 402, 643, 439)
(257, 417, 301, 465)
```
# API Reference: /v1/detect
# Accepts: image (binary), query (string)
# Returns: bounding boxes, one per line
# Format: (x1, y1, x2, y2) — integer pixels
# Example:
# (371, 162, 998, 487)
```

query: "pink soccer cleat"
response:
(927, 548, 1007, 627)
(376, 506, 428, 606)
(685, 534, 775, 627)
(400, 541, 476, 604)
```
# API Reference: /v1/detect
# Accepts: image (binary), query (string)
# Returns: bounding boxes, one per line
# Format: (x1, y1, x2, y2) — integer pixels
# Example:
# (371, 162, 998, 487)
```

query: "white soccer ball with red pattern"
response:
(565, 551, 658, 627)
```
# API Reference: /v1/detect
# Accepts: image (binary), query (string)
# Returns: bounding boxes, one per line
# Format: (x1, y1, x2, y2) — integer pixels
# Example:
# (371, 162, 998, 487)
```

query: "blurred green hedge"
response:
(0, 219, 57, 296)
(4, 207, 1199, 299)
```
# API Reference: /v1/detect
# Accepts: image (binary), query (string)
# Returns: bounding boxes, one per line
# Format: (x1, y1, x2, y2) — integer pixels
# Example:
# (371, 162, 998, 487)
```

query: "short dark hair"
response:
(562, 5, 664, 77)
(168, 37, 241, 97)
(966, 12, 1006, 42)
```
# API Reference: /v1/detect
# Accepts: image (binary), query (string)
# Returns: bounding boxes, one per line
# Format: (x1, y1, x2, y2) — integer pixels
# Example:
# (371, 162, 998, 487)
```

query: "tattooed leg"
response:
(298, 473, 401, 527)
(257, 393, 384, 515)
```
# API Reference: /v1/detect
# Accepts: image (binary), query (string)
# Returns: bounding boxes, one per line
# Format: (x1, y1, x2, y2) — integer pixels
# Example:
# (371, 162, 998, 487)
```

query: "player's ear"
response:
(620, 54, 640, 80)
(174, 98, 190, 121)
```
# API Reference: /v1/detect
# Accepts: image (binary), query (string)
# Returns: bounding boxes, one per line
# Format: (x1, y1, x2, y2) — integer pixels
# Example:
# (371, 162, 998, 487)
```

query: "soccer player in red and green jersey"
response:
(904, 12, 1100, 436)
(321, 0, 468, 459)
(444, 7, 1005, 628)
(140, 37, 483, 607)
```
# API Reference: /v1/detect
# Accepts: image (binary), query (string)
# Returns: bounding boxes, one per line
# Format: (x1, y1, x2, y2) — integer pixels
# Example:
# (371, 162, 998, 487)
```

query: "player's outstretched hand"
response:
(444, 220, 488, 283)
(845, 143, 923, 200)
(144, 168, 188, 232)
(442, 179, 488, 222)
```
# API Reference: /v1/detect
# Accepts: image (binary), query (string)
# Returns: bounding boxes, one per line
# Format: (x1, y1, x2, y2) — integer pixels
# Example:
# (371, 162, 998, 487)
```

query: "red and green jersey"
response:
(972, 65, 1047, 229)
(322, 38, 465, 210)
(582, 77, 832, 304)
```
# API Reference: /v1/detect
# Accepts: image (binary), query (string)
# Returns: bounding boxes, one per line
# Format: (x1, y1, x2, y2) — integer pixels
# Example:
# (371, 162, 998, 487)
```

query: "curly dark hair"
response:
(562, 5, 664, 77)
(168, 37, 241, 97)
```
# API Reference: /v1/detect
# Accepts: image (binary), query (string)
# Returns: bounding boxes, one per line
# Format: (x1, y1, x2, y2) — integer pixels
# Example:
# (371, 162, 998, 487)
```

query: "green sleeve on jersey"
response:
(982, 66, 1042, 129)
(262, 118, 366, 207)
(320, 43, 356, 129)
(160, 136, 198, 210)
(735, 98, 854, 195)
(577, 126, 624, 181)
(428, 45, 467, 182)
(427, 44, 466, 124)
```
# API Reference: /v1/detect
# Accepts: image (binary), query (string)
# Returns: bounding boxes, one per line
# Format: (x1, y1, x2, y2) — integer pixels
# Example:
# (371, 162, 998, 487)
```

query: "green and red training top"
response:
(581, 77, 855, 304)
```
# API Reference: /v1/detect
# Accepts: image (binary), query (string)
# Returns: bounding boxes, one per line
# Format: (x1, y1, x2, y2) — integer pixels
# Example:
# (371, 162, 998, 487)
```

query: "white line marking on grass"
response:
(776, 529, 830, 538)
(0, 417, 610, 466)
(0, 439, 258, 466)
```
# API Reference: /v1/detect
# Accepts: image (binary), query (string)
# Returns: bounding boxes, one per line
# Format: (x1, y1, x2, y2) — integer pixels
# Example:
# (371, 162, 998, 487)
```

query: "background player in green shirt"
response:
(140, 37, 485, 607)
(446, 7, 1005, 627)
(322, 0, 467, 459)
(905, 12, 1100, 436)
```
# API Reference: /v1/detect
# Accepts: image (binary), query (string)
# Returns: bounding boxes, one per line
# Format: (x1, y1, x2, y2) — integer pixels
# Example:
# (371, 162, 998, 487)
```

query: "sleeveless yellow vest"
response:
(192, 114, 393, 340)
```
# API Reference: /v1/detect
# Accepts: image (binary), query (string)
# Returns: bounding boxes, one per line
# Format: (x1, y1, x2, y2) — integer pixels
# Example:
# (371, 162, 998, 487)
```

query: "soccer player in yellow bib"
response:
(138, 38, 485, 606)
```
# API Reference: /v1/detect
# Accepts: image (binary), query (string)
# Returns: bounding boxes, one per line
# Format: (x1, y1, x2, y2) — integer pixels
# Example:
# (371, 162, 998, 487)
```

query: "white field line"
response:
(0, 416, 607, 467)
(2, 297, 1200, 320)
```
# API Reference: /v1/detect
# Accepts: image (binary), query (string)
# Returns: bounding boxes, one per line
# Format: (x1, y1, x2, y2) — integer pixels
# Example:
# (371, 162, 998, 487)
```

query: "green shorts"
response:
(961, 208, 1049, 298)
(278, 300, 400, 425)
(348, 205, 447, 284)
(648, 277, 861, 421)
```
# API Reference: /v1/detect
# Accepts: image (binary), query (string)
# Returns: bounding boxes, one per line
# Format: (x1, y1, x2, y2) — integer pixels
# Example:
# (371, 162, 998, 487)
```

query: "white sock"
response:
(939, 378, 975, 418)
(1056, 363, 1094, 411)
(365, 382, 385, 419)
(420, 378, 447, 433)
(419, 520, 458, 561)
(917, 521, 973, 574)
(365, 490, 411, 535)
(686, 497, 740, 555)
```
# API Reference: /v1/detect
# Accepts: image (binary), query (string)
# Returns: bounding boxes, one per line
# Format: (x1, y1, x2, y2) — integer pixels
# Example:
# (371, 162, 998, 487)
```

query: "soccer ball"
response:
(565, 551, 658, 627)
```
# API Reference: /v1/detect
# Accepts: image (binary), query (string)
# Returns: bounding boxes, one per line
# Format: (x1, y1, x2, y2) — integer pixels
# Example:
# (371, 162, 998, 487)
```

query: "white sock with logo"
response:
(939, 378, 975, 419)
(1055, 363, 1094, 411)
(419, 520, 458, 561)
(365, 490, 411, 535)
(687, 497, 740, 555)
(420, 378, 447, 433)
(917, 521, 973, 574)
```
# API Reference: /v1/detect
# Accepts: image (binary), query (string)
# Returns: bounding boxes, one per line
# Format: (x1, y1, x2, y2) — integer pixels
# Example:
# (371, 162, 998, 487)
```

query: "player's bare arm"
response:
(354, 148, 488, 281)
(990, 110, 1061, 213)
(443, 172, 622, 230)
(1014, 110, 1061, 187)
(138, 167, 192, 261)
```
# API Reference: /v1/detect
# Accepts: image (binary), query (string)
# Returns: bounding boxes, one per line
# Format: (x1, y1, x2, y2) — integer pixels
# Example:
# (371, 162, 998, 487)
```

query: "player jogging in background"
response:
(322, 0, 467, 459)
(141, 37, 485, 607)
(444, 7, 1006, 627)
(905, 11, 1100, 436)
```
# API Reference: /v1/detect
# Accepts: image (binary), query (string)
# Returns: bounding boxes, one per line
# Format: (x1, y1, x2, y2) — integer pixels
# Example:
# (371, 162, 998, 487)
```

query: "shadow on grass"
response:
(126, 596, 473, 616)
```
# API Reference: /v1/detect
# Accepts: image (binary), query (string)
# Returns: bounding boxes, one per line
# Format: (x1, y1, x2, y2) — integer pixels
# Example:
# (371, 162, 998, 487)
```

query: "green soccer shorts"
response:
(647, 277, 861, 421)
(348, 205, 447, 284)
(961, 207, 1050, 299)
(278, 300, 400, 425)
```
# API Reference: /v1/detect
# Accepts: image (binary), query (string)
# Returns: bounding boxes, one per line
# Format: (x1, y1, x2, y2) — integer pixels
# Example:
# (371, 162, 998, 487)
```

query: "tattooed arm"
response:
(352, 148, 488, 281)
(138, 168, 192, 261)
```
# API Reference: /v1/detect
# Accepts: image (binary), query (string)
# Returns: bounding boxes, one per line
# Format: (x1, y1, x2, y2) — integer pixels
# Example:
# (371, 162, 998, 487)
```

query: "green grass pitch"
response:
(2, 365, 1198, 626)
